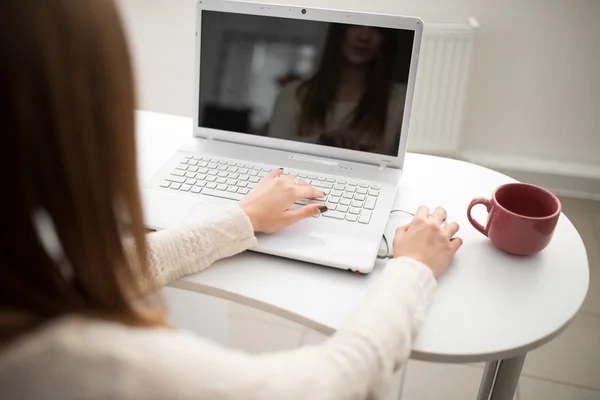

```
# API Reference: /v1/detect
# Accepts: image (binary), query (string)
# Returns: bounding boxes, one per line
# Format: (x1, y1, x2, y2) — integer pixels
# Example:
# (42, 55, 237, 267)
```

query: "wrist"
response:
(240, 203, 261, 232)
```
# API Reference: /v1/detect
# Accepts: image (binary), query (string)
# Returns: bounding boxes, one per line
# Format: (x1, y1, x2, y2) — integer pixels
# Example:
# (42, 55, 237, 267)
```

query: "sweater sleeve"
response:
(139, 203, 257, 287)
(111, 258, 435, 400)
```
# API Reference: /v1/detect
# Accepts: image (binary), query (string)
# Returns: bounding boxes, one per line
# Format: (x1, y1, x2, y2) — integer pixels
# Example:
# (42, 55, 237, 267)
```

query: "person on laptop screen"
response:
(268, 24, 407, 155)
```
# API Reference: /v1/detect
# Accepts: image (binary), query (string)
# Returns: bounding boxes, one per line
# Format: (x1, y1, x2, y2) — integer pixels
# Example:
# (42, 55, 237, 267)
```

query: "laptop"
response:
(142, 0, 423, 274)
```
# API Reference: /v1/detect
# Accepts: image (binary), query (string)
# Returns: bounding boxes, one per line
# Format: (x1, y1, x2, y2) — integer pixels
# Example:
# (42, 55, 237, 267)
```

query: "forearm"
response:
(126, 204, 256, 288)
(140, 258, 436, 400)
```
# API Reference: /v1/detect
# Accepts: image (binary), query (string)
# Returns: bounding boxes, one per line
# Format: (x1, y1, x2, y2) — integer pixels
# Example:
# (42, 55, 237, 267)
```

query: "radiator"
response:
(406, 18, 479, 156)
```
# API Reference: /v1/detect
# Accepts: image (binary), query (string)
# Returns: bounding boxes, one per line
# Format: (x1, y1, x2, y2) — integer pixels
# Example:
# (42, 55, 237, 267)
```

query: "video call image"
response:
(198, 11, 415, 156)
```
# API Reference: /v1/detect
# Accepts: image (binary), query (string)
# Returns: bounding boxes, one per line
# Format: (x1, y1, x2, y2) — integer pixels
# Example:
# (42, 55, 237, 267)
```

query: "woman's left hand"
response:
(240, 169, 327, 233)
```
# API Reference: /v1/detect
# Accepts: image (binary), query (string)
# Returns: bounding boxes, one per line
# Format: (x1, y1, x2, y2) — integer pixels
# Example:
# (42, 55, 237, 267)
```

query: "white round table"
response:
(137, 111, 589, 400)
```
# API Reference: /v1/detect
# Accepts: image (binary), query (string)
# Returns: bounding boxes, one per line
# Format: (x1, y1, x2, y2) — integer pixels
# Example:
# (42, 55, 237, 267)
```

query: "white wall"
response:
(119, 0, 600, 197)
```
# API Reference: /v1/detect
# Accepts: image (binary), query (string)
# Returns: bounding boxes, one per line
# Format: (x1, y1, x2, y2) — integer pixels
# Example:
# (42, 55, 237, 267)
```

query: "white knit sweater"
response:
(0, 204, 436, 399)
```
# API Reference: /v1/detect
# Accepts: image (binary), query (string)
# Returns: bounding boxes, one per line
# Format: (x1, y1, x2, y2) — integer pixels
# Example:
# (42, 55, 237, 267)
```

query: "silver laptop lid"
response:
(193, 0, 423, 171)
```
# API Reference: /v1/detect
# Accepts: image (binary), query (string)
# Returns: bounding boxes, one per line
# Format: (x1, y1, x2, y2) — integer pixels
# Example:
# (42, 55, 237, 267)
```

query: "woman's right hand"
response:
(392, 206, 463, 278)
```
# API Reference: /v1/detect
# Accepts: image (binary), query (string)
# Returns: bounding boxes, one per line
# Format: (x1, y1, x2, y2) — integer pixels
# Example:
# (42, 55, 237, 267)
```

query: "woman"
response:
(0, 1, 462, 399)
(268, 23, 407, 156)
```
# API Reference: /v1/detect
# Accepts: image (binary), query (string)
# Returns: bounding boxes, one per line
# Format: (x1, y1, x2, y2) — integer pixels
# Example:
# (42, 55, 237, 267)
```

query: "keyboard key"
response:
(206, 182, 217, 189)
(217, 165, 227, 171)
(196, 181, 207, 188)
(343, 192, 354, 199)
(346, 186, 356, 193)
(331, 190, 343, 197)
(329, 197, 340, 204)
(245, 163, 254, 168)
(171, 170, 185, 177)
(359, 183, 369, 188)
(311, 181, 334, 189)
(317, 176, 327, 181)
(238, 168, 248, 174)
(322, 211, 345, 220)
(333, 184, 345, 191)
(218, 160, 227, 164)
(198, 167, 208, 174)
(197, 174, 207, 181)
(188, 166, 199, 172)
(202, 187, 244, 201)
(236, 162, 245, 167)
(166, 176, 185, 184)
(238, 188, 250, 195)
(249, 176, 260, 183)
(193, 156, 203, 161)
(308, 174, 317, 179)
(159, 181, 171, 188)
(191, 187, 202, 194)
(198, 162, 208, 167)
(238, 175, 249, 181)
(226, 179, 237, 186)
(227, 186, 238, 193)
(180, 159, 189, 165)
(205, 176, 217, 182)
(216, 184, 227, 191)
(355, 194, 366, 201)
(247, 183, 257, 189)
(175, 165, 188, 171)
(216, 178, 226, 184)
(369, 190, 380, 197)
(258, 171, 267, 177)
(252, 165, 262, 170)
(208, 163, 218, 168)
(299, 173, 308, 178)
(169, 183, 181, 190)
(184, 155, 193, 159)
(180, 184, 192, 192)
(337, 180, 347, 184)
(320, 188, 331, 195)
(186, 178, 197, 185)
(352, 200, 363, 208)
(349, 207, 360, 215)
(341, 199, 351, 206)
(357, 188, 368, 195)
(326, 178, 335, 183)
(217, 171, 228, 178)
(228, 166, 238, 173)
(346, 214, 358, 222)
(188, 160, 198, 166)
(208, 170, 218, 176)
(338, 205, 349, 213)
(248, 170, 258, 176)
(236, 181, 248, 188)
(348, 182, 358, 187)
(228, 161, 237, 166)
(371, 185, 380, 190)
(364, 197, 377, 210)
(185, 172, 196, 178)
(359, 210, 372, 224)
(327, 204, 337, 211)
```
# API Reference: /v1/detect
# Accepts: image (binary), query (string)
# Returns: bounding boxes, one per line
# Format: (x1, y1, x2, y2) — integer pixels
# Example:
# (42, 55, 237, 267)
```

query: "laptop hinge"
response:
(378, 163, 387, 171)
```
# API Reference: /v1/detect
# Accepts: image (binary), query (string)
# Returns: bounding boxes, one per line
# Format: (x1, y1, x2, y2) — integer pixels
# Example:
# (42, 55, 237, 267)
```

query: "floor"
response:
(224, 197, 600, 400)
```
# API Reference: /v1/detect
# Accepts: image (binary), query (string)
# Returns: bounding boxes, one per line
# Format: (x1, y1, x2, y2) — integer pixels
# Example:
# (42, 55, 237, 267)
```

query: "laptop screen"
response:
(198, 10, 415, 157)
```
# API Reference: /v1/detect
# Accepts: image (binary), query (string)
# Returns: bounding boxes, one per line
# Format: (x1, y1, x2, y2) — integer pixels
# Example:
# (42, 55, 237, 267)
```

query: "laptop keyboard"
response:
(158, 154, 381, 224)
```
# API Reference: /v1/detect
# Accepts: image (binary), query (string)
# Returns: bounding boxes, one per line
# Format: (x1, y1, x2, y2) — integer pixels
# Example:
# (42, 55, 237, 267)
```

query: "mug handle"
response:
(467, 197, 492, 237)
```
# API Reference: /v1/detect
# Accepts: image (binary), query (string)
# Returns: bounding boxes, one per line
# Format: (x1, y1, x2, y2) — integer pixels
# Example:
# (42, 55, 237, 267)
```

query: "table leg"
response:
(476, 355, 526, 400)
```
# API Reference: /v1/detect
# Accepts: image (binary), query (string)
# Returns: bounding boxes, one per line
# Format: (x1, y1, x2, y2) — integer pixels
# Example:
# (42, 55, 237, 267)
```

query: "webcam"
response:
(301, 9, 306, 14)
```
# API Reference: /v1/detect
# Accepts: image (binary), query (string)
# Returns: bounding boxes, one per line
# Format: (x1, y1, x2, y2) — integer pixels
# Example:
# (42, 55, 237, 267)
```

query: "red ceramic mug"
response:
(467, 183, 562, 256)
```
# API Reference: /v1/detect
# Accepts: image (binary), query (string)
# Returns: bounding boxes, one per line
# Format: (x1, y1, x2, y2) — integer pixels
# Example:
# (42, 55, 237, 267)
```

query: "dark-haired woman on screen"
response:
(268, 24, 407, 156)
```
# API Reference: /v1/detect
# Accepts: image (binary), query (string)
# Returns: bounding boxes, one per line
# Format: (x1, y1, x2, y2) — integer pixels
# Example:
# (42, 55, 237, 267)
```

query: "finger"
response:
(294, 185, 325, 199)
(442, 222, 460, 238)
(266, 168, 284, 179)
(394, 224, 410, 239)
(286, 204, 327, 224)
(431, 207, 447, 224)
(450, 237, 463, 253)
(414, 205, 430, 220)
(295, 178, 309, 186)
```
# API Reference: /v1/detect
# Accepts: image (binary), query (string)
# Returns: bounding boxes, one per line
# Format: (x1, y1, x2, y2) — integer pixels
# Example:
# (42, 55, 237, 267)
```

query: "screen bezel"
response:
(194, 0, 423, 170)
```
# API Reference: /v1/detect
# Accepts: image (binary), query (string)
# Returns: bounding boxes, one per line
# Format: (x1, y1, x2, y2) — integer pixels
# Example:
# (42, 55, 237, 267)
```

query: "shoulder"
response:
(0, 316, 221, 399)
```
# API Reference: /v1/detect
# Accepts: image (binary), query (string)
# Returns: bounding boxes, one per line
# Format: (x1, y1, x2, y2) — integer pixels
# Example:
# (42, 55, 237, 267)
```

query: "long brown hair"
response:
(0, 0, 163, 344)
(297, 24, 397, 137)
